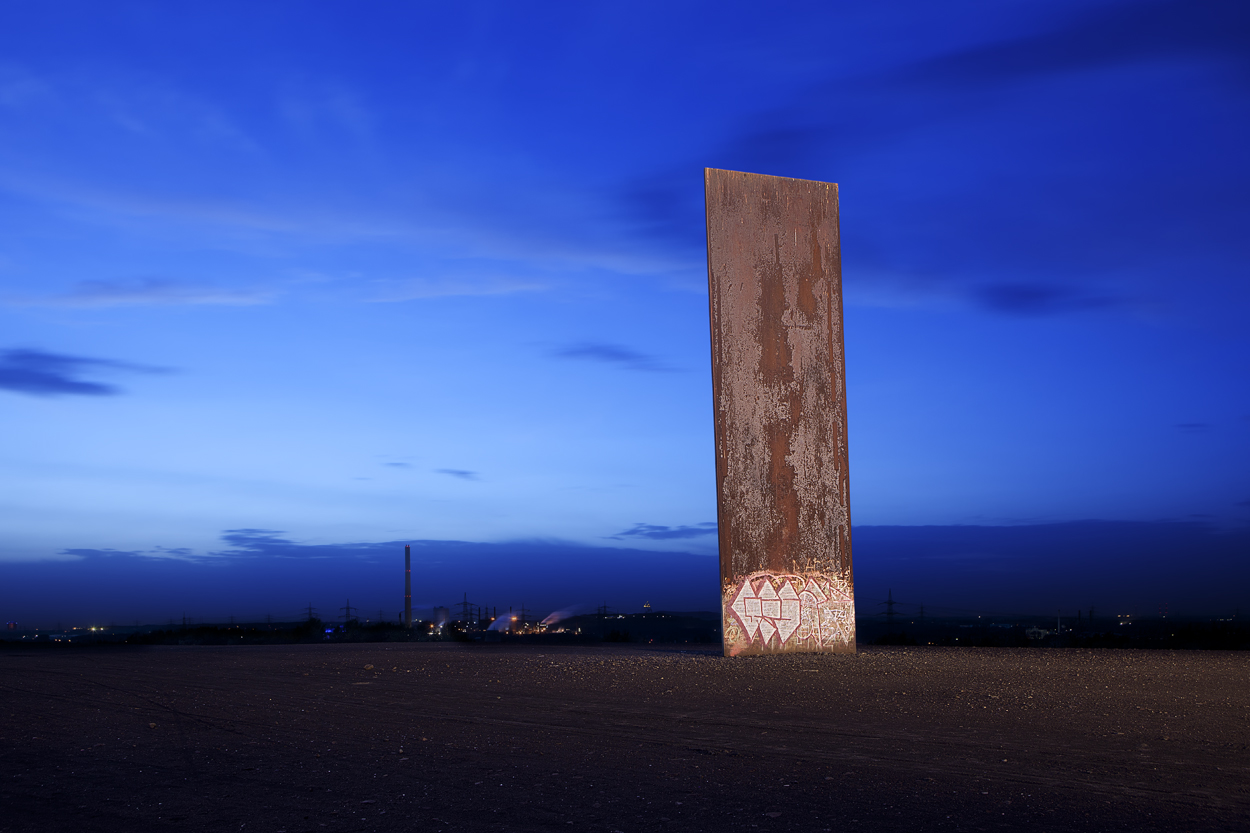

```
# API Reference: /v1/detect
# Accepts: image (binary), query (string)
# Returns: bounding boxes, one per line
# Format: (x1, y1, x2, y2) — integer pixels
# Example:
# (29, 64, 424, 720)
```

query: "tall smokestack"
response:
(404, 544, 412, 627)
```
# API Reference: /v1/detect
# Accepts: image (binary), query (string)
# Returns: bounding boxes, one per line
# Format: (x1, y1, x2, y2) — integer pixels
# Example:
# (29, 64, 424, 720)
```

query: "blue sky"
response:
(1, 1, 1247, 624)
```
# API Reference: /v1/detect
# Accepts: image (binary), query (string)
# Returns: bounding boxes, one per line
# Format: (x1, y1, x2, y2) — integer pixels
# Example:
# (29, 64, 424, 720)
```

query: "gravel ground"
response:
(2, 643, 1247, 832)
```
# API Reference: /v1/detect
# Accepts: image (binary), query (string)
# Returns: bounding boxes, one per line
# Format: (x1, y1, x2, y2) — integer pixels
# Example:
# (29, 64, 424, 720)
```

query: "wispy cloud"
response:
(60, 547, 146, 559)
(973, 283, 1119, 316)
(0, 348, 168, 397)
(436, 468, 480, 481)
(384, 462, 411, 469)
(207, 529, 383, 560)
(550, 341, 673, 372)
(367, 277, 547, 302)
(218, 529, 297, 554)
(610, 522, 717, 540)
(0, 168, 413, 244)
(60, 545, 196, 561)
(7, 278, 276, 308)
(1176, 422, 1212, 433)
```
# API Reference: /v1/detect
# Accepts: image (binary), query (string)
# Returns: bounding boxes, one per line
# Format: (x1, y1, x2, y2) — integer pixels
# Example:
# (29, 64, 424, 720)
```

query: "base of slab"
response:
(723, 570, 855, 656)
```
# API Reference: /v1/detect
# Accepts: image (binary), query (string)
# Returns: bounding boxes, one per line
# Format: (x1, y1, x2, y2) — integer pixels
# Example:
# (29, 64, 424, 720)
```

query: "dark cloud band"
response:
(0, 348, 166, 397)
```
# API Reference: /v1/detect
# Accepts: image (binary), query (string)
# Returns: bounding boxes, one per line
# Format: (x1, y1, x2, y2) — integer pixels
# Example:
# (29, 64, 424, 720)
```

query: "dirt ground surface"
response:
(2, 643, 1247, 833)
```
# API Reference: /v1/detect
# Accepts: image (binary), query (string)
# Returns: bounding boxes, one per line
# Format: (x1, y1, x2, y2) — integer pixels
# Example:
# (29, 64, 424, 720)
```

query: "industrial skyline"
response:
(3, 520, 1247, 630)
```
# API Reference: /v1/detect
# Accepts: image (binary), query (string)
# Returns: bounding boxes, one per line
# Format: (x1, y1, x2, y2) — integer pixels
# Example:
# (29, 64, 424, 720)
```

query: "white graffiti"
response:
(725, 572, 853, 654)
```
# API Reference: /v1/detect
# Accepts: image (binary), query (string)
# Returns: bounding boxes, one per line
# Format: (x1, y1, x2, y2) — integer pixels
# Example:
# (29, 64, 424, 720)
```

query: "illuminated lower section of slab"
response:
(723, 571, 855, 656)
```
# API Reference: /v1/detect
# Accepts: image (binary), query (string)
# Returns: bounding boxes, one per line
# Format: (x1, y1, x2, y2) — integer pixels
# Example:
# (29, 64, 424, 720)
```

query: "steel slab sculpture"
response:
(705, 168, 855, 656)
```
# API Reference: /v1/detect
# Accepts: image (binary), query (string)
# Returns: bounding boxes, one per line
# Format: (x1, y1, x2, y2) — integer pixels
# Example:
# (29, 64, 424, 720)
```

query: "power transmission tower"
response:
(341, 599, 357, 623)
(306, 604, 317, 622)
(880, 590, 898, 628)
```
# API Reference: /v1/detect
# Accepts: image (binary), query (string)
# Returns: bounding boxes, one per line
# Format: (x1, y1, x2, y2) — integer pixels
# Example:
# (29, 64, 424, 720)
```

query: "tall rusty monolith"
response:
(705, 168, 854, 657)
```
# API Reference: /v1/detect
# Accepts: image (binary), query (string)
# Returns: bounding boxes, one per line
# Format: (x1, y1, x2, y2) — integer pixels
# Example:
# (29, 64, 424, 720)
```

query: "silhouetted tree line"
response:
(870, 619, 1249, 650)
(124, 618, 443, 645)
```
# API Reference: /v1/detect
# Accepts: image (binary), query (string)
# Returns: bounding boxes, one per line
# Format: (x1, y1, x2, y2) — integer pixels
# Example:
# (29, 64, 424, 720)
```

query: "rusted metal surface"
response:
(705, 169, 854, 656)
